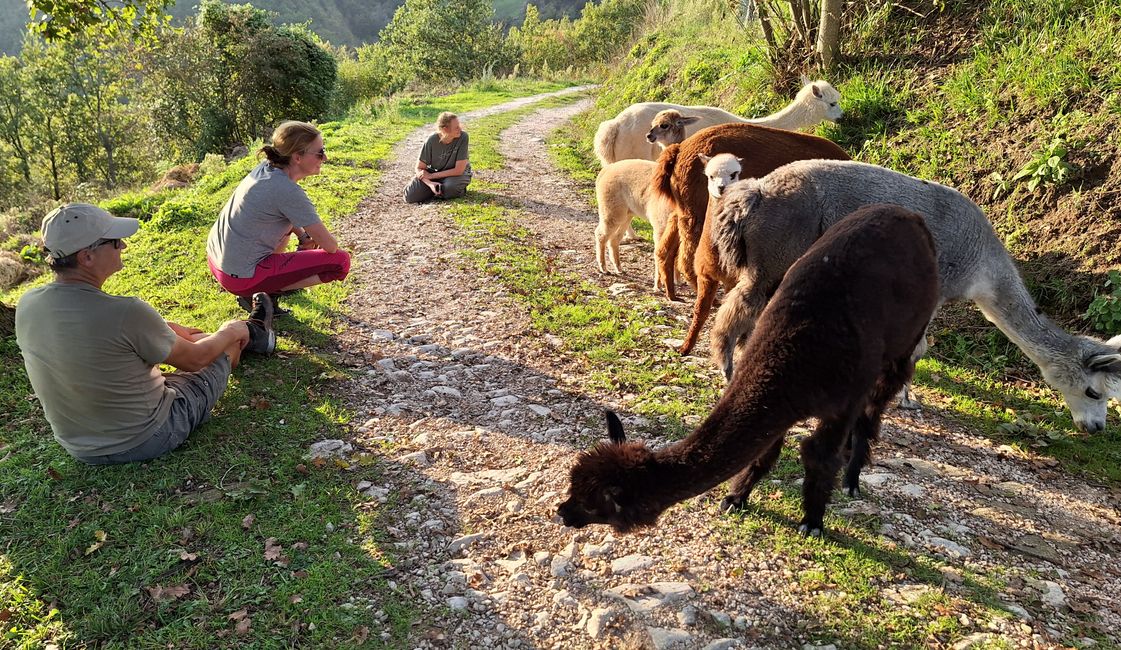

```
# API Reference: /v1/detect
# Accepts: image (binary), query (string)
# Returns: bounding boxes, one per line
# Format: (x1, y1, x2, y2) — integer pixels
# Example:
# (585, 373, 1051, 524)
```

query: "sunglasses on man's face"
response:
(89, 238, 123, 251)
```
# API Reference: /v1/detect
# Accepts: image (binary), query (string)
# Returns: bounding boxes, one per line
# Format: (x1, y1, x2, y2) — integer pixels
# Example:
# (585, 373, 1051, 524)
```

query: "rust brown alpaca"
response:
(558, 205, 940, 536)
(651, 123, 849, 354)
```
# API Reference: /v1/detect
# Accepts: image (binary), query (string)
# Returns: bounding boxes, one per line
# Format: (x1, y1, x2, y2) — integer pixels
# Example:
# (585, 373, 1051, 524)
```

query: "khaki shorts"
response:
(75, 355, 232, 465)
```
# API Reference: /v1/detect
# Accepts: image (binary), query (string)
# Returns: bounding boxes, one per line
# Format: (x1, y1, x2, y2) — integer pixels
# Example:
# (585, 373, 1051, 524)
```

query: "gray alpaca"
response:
(710, 159, 1121, 433)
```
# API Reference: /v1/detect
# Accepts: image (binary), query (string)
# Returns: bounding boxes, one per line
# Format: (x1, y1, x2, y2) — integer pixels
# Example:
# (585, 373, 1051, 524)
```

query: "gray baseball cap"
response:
(41, 203, 139, 258)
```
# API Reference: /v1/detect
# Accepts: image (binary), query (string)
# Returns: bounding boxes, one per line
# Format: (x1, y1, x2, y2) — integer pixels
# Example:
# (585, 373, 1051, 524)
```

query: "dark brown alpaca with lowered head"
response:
(558, 205, 941, 536)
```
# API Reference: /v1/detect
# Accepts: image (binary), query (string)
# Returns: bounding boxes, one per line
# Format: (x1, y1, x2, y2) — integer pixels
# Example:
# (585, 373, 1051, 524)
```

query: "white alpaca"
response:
(593, 79, 843, 166)
(698, 153, 744, 198)
(594, 159, 675, 290)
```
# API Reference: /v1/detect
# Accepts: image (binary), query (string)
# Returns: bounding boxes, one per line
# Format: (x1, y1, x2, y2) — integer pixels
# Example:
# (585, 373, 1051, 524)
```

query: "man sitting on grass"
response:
(15, 203, 277, 465)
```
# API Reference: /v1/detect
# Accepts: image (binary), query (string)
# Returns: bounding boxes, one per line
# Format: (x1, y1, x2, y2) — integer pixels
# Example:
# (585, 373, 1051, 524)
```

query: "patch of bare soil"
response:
(328, 91, 1121, 649)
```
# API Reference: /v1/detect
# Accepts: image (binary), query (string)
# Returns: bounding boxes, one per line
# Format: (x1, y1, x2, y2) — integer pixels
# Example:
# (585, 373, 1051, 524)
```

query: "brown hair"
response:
(259, 120, 321, 166)
(436, 112, 459, 135)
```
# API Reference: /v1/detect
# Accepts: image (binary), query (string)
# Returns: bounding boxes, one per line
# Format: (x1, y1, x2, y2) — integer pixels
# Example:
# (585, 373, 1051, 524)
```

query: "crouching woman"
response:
(207, 120, 351, 312)
(404, 112, 471, 203)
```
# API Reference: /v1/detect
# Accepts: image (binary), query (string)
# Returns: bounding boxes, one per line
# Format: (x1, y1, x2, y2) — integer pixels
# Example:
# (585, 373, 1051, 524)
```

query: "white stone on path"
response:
(447, 596, 469, 611)
(448, 533, 486, 554)
(605, 582, 694, 614)
(491, 395, 520, 407)
(1028, 579, 1067, 608)
(550, 555, 570, 577)
(398, 450, 429, 466)
(586, 608, 614, 639)
(702, 641, 739, 650)
(926, 536, 971, 557)
(899, 484, 925, 498)
(527, 404, 552, 417)
(611, 554, 654, 575)
(306, 439, 353, 460)
(648, 627, 692, 650)
(431, 386, 463, 399)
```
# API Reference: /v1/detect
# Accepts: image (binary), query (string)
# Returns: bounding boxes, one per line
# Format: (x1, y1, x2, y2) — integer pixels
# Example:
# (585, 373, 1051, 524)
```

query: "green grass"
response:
(0, 79, 574, 648)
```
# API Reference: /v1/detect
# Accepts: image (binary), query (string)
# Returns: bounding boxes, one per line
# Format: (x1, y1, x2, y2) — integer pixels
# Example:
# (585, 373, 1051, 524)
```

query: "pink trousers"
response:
(208, 250, 351, 297)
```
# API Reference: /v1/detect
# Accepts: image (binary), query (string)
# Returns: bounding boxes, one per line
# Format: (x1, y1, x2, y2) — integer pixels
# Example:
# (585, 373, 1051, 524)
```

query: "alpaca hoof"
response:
(797, 523, 824, 538)
(843, 483, 861, 499)
(896, 389, 923, 410)
(720, 496, 747, 513)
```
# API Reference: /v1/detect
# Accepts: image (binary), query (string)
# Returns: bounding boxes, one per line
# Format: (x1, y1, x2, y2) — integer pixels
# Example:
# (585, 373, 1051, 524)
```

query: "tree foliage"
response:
(145, 0, 337, 158)
(378, 0, 512, 86)
(26, 0, 172, 44)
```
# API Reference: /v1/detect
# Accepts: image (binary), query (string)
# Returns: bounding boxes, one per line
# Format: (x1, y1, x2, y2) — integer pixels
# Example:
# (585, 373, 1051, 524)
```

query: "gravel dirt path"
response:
(328, 89, 1121, 649)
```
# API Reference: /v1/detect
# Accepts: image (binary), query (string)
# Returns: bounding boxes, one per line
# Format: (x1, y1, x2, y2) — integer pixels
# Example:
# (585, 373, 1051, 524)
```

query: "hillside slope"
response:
(564, 0, 1120, 350)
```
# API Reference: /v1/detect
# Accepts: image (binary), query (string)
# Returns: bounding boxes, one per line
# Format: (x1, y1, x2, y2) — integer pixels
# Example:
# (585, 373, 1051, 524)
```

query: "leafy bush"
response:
(102, 192, 174, 222)
(1086, 270, 1121, 333)
(197, 153, 227, 179)
(148, 200, 212, 231)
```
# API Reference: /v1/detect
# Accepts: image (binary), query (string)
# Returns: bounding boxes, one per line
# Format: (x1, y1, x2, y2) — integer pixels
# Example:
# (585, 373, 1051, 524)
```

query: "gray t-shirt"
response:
(15, 282, 179, 457)
(207, 160, 322, 278)
(420, 132, 470, 173)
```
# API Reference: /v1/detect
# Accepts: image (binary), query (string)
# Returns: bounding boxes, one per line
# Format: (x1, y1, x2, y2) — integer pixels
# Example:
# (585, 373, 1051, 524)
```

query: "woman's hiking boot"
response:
(245, 292, 276, 354)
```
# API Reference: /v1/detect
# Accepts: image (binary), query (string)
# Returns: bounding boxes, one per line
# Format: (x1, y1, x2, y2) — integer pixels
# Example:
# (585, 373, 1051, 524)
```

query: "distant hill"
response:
(0, 0, 591, 55)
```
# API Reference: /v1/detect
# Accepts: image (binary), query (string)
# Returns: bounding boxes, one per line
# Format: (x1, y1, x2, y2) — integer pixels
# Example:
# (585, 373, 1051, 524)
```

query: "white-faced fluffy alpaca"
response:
(594, 159, 674, 289)
(698, 153, 744, 198)
(593, 79, 843, 166)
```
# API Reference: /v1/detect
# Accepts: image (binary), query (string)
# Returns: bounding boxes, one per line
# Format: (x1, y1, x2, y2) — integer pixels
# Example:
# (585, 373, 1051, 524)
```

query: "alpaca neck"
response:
(746, 96, 815, 131)
(645, 401, 792, 509)
(974, 272, 1078, 371)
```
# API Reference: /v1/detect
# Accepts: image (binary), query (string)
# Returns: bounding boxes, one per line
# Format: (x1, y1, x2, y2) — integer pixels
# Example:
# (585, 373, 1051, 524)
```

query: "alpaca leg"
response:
(621, 224, 639, 242)
(679, 273, 719, 355)
(846, 357, 921, 496)
(799, 411, 858, 537)
(896, 332, 929, 409)
(710, 278, 772, 381)
(655, 215, 681, 301)
(594, 222, 609, 274)
(720, 435, 785, 512)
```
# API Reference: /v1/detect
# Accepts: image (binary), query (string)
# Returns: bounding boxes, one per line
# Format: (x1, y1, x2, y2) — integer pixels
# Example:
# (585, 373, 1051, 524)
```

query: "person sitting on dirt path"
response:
(207, 120, 351, 316)
(15, 203, 277, 465)
(404, 112, 472, 203)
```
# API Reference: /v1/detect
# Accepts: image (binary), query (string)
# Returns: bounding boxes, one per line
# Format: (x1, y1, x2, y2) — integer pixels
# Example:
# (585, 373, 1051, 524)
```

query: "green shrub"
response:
(102, 192, 174, 222)
(1086, 270, 1121, 333)
(148, 200, 212, 231)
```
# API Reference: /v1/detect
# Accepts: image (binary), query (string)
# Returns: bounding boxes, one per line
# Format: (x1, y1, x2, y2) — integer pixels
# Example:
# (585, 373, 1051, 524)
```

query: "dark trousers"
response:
(404, 172, 471, 203)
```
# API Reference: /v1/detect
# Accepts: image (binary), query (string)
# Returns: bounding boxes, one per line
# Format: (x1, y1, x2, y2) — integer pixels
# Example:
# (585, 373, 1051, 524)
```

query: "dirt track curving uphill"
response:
(330, 89, 1121, 649)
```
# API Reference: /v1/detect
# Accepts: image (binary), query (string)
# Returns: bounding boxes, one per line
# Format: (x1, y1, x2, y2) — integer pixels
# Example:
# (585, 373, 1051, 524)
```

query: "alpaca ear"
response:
(698, 153, 711, 164)
(800, 73, 810, 87)
(736, 156, 744, 164)
(1105, 334, 1121, 350)
(604, 410, 626, 444)
(1087, 353, 1121, 373)
(680, 115, 702, 126)
(812, 84, 823, 98)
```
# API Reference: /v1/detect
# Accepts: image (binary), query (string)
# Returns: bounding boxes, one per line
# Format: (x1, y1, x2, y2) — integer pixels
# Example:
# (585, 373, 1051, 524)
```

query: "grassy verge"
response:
(0, 79, 573, 648)
(548, 0, 1121, 482)
(433, 92, 1110, 648)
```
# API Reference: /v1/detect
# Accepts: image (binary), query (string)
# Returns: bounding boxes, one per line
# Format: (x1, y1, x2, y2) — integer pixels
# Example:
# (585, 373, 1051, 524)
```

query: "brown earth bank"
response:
(321, 91, 1121, 649)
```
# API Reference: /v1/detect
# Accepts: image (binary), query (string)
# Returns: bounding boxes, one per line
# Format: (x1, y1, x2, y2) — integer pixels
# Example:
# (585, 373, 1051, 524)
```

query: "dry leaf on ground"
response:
(241, 514, 255, 529)
(146, 584, 190, 602)
(84, 530, 107, 555)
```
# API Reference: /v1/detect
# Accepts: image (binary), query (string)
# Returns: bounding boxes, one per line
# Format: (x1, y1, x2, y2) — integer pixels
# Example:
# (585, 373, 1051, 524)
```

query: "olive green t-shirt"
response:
(15, 282, 178, 457)
(419, 132, 470, 173)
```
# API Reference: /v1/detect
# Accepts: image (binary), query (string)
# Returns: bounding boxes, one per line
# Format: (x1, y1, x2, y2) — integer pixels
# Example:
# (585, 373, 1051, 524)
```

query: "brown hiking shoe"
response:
(245, 292, 275, 354)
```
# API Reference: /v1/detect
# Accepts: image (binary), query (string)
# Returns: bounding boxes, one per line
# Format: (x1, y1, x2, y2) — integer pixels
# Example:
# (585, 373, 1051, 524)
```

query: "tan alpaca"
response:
(594, 159, 675, 290)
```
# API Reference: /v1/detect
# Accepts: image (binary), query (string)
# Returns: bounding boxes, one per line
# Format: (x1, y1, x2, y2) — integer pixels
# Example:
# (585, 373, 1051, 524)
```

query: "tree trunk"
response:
(817, 0, 843, 69)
